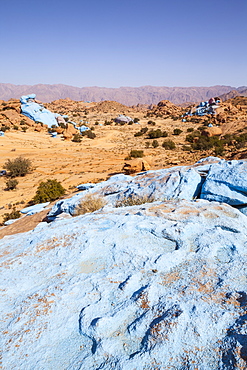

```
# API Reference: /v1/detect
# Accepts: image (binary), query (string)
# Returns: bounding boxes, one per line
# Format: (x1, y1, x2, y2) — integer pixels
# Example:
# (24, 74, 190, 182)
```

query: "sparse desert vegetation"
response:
(73, 194, 106, 215)
(0, 95, 247, 224)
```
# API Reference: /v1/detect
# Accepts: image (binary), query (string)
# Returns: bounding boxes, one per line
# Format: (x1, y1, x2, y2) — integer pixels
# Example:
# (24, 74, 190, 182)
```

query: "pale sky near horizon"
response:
(0, 0, 246, 88)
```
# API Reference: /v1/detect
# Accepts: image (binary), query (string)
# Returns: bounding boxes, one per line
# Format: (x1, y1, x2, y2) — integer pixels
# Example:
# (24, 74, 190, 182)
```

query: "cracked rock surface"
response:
(1, 196, 247, 369)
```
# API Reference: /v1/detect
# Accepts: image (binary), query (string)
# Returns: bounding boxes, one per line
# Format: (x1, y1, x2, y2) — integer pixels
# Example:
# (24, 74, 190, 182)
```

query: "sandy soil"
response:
(0, 117, 206, 223)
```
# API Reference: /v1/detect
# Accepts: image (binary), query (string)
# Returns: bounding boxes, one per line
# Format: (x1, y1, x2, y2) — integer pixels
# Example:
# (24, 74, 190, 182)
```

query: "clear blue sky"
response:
(0, 0, 246, 88)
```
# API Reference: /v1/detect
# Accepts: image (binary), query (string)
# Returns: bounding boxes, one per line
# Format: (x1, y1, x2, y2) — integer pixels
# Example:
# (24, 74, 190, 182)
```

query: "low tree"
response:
(152, 140, 159, 148)
(32, 179, 65, 204)
(4, 157, 33, 177)
(162, 140, 176, 150)
(2, 208, 21, 224)
(72, 133, 82, 142)
(5, 178, 18, 190)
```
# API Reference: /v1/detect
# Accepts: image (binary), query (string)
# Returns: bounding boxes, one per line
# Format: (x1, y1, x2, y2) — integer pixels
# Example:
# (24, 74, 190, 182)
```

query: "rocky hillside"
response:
(220, 88, 247, 101)
(1, 157, 247, 369)
(0, 83, 245, 105)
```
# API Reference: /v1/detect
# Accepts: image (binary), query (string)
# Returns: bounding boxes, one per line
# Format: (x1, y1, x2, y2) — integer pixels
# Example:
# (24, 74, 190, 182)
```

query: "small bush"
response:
(5, 178, 18, 190)
(182, 145, 192, 151)
(214, 145, 225, 156)
(162, 140, 176, 150)
(2, 208, 21, 224)
(197, 125, 208, 131)
(22, 127, 28, 132)
(13, 125, 19, 130)
(116, 195, 156, 208)
(134, 118, 140, 123)
(58, 121, 66, 129)
(3, 156, 33, 177)
(32, 179, 65, 204)
(73, 194, 106, 215)
(0, 126, 10, 132)
(187, 127, 194, 132)
(191, 136, 223, 151)
(185, 132, 200, 143)
(72, 133, 82, 142)
(129, 149, 144, 158)
(152, 140, 159, 148)
(81, 130, 96, 139)
(148, 129, 168, 139)
(147, 120, 156, 125)
(134, 127, 148, 137)
(173, 128, 183, 135)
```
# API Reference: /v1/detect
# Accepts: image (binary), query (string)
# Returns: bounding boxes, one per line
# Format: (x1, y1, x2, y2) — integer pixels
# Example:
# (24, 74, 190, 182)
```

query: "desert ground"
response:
(0, 97, 247, 225)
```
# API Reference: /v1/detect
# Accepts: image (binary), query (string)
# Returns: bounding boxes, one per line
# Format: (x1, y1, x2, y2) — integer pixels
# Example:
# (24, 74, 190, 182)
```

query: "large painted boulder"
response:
(48, 166, 203, 218)
(20, 94, 59, 128)
(1, 199, 247, 369)
(201, 160, 247, 211)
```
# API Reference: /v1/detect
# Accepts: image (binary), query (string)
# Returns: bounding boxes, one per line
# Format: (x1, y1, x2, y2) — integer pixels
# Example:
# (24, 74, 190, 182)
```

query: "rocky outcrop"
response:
(1, 198, 247, 369)
(63, 123, 78, 140)
(150, 99, 183, 116)
(202, 127, 223, 137)
(122, 158, 151, 174)
(201, 160, 247, 213)
(1, 157, 247, 369)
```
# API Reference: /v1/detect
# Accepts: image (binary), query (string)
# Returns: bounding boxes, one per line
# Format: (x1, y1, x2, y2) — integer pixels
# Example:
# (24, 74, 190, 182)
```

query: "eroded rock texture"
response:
(1, 198, 247, 369)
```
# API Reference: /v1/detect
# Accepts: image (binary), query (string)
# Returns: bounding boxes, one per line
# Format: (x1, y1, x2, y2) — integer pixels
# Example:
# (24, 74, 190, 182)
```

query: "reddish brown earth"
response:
(0, 96, 246, 233)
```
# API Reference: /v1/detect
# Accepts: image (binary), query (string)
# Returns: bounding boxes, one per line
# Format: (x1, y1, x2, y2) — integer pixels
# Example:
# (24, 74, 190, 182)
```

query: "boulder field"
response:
(1, 157, 247, 369)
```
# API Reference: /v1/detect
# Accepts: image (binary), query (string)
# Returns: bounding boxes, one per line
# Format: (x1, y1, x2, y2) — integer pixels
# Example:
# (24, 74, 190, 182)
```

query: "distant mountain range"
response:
(0, 83, 246, 105)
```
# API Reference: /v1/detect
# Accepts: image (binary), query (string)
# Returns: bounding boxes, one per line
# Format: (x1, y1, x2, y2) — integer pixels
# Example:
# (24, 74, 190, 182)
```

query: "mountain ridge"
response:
(1, 83, 245, 105)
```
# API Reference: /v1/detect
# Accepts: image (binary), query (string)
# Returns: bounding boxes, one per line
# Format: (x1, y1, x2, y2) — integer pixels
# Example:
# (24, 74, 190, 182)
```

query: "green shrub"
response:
(32, 179, 65, 204)
(147, 120, 156, 125)
(187, 127, 194, 132)
(5, 178, 18, 190)
(81, 130, 96, 139)
(129, 149, 144, 158)
(182, 145, 192, 151)
(152, 140, 159, 148)
(2, 208, 21, 224)
(22, 127, 28, 132)
(162, 140, 176, 150)
(58, 121, 66, 129)
(13, 125, 19, 130)
(134, 118, 140, 123)
(73, 194, 106, 215)
(214, 145, 225, 156)
(148, 129, 168, 139)
(3, 156, 33, 177)
(185, 131, 201, 143)
(134, 127, 148, 137)
(0, 126, 10, 132)
(72, 133, 82, 142)
(173, 128, 183, 135)
(198, 125, 208, 131)
(191, 136, 221, 151)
